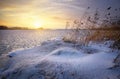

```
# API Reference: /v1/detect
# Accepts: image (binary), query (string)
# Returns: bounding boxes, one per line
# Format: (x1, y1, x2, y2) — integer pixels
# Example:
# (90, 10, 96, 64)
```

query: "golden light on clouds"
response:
(0, 0, 119, 29)
(0, 0, 82, 29)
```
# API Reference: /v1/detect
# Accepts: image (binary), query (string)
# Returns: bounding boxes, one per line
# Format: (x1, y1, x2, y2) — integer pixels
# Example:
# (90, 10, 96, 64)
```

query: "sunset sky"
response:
(0, 0, 120, 29)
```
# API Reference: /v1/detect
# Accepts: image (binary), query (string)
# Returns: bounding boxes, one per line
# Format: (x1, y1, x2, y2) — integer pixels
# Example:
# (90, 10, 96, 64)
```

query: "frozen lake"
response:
(0, 29, 119, 55)
(0, 30, 66, 55)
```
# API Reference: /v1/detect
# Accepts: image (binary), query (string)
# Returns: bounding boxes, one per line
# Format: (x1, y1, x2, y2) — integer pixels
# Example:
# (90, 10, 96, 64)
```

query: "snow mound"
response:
(50, 47, 84, 57)
(87, 41, 114, 52)
(0, 40, 119, 79)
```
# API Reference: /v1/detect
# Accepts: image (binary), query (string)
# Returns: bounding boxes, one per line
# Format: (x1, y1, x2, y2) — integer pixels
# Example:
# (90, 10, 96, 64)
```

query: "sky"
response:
(0, 0, 120, 29)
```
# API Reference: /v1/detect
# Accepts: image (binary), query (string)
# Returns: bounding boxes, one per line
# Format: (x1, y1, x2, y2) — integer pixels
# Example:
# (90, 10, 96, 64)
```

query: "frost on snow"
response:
(0, 40, 120, 79)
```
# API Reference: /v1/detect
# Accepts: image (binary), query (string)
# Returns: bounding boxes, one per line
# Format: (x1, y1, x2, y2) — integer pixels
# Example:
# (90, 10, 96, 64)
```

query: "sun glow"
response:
(34, 22, 42, 29)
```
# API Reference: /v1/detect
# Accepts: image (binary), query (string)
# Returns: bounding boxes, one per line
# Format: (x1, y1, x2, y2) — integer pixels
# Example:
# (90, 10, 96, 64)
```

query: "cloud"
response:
(0, 0, 120, 28)
(0, 0, 33, 8)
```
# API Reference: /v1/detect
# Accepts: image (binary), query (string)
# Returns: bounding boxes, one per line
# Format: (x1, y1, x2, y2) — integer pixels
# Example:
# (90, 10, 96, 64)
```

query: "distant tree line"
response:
(0, 25, 8, 30)
(0, 25, 30, 30)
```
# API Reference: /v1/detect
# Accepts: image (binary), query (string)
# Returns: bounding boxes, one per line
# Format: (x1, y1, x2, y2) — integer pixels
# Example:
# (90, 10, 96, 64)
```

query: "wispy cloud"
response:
(0, 0, 120, 29)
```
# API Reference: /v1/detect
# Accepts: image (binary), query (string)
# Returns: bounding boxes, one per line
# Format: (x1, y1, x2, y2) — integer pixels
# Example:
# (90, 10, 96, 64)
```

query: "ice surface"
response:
(0, 39, 120, 79)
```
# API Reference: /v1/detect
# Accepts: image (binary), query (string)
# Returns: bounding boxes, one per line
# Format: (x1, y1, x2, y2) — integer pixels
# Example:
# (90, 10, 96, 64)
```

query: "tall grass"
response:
(63, 7, 120, 47)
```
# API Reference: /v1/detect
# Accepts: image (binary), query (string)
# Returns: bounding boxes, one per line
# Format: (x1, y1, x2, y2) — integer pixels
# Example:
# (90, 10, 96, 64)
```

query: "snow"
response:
(0, 39, 120, 79)
(49, 47, 85, 57)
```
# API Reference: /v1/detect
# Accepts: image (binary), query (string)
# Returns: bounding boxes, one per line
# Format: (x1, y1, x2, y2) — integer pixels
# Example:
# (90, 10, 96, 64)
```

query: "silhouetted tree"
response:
(0, 25, 8, 30)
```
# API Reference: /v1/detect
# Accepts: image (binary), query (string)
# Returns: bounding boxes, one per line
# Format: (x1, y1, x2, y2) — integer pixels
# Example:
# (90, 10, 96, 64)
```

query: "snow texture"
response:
(0, 39, 120, 79)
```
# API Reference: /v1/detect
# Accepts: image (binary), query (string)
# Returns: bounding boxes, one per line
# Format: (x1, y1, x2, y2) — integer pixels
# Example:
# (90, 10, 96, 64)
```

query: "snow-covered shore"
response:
(0, 39, 120, 79)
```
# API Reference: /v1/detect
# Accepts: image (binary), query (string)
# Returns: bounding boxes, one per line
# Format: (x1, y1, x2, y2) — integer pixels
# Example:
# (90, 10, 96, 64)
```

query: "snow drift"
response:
(0, 40, 120, 79)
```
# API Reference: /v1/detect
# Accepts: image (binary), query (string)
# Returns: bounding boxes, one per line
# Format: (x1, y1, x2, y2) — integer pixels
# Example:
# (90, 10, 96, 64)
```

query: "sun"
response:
(34, 22, 42, 29)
